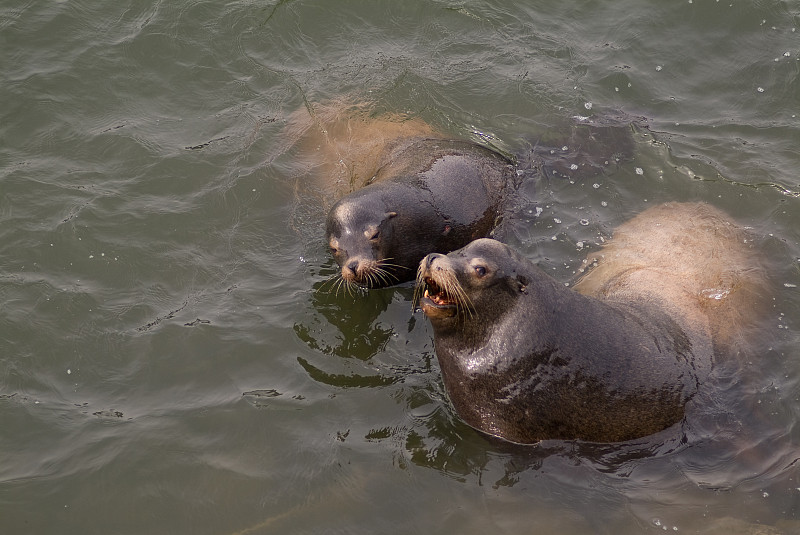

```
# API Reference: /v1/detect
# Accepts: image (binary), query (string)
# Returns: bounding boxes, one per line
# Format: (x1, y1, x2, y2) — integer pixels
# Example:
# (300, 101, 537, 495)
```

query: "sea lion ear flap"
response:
(384, 211, 398, 221)
(514, 274, 529, 295)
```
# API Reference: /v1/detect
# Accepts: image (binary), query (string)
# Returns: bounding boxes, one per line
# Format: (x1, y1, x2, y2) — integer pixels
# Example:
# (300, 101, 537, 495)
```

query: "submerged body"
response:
(417, 203, 763, 443)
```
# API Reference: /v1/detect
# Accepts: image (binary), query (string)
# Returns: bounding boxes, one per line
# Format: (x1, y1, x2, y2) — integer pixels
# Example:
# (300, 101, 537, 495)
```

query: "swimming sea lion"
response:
(290, 99, 637, 290)
(416, 203, 763, 444)
(326, 138, 515, 288)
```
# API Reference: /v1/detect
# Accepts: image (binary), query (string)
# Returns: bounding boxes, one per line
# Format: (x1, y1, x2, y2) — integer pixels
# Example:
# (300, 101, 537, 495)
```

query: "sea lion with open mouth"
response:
(416, 203, 764, 444)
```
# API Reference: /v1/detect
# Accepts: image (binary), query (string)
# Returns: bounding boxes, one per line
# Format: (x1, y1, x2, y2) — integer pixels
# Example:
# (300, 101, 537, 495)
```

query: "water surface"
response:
(2, 1, 799, 533)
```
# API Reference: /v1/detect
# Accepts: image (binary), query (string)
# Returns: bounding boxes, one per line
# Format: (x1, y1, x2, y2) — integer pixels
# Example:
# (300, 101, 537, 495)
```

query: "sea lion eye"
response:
(369, 230, 380, 241)
(474, 266, 486, 277)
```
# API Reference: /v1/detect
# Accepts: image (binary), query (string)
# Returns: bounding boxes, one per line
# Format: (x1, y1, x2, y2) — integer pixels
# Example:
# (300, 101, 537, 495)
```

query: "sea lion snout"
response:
(424, 253, 444, 270)
(342, 258, 363, 280)
(339, 255, 383, 285)
(415, 254, 469, 320)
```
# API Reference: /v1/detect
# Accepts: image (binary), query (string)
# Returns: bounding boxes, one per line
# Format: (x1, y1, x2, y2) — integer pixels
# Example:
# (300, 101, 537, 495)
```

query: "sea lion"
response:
(326, 138, 515, 288)
(295, 100, 636, 289)
(416, 203, 763, 444)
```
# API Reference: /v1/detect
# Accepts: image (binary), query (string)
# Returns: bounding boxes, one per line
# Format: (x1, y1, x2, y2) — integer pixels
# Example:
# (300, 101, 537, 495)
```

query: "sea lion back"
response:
(574, 202, 765, 352)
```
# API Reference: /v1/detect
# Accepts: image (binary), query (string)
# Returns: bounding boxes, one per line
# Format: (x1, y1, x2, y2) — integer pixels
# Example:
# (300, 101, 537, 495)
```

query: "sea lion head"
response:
(325, 195, 400, 289)
(416, 238, 530, 327)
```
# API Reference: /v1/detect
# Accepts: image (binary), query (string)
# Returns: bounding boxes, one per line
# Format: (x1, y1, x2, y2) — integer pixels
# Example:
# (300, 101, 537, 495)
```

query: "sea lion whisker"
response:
(432, 271, 473, 320)
(443, 277, 475, 320)
(344, 278, 360, 298)
(376, 259, 410, 271)
(341, 278, 356, 298)
(326, 274, 361, 298)
(332, 276, 348, 298)
(456, 295, 475, 321)
(372, 272, 392, 288)
(413, 265, 435, 311)
(318, 275, 336, 292)
(363, 270, 378, 288)
(320, 273, 346, 295)
(372, 265, 400, 284)
(412, 270, 426, 310)
(366, 271, 382, 288)
(365, 266, 395, 289)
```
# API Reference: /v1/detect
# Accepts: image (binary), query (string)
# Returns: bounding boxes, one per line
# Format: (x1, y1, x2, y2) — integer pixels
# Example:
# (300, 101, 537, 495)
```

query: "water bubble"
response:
(701, 288, 730, 300)
(579, 219, 589, 226)
(584, 102, 593, 110)
(554, 218, 562, 224)
(561, 145, 569, 151)
(601, 201, 608, 207)
(635, 167, 644, 175)
(655, 65, 663, 71)
(576, 241, 584, 250)
(593, 183, 600, 189)
(757, 87, 765, 93)
(784, 283, 797, 288)
(570, 163, 578, 170)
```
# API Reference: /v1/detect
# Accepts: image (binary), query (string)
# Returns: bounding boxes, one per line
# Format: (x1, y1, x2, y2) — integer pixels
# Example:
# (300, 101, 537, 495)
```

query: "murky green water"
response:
(2, 1, 799, 533)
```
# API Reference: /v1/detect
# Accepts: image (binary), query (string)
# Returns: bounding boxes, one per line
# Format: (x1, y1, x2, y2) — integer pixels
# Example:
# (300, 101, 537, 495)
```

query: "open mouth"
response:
(424, 277, 451, 305)
(421, 276, 457, 315)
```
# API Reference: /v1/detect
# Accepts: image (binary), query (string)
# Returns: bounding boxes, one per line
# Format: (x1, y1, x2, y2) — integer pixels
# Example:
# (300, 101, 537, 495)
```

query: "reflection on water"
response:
(294, 263, 399, 361)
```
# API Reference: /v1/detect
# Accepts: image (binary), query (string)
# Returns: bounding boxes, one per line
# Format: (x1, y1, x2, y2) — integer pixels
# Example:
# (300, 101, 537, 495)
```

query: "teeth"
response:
(424, 289, 430, 298)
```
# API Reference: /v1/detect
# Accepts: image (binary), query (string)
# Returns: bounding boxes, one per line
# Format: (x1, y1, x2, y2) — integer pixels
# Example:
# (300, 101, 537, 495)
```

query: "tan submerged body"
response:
(284, 99, 443, 196)
(573, 202, 764, 354)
